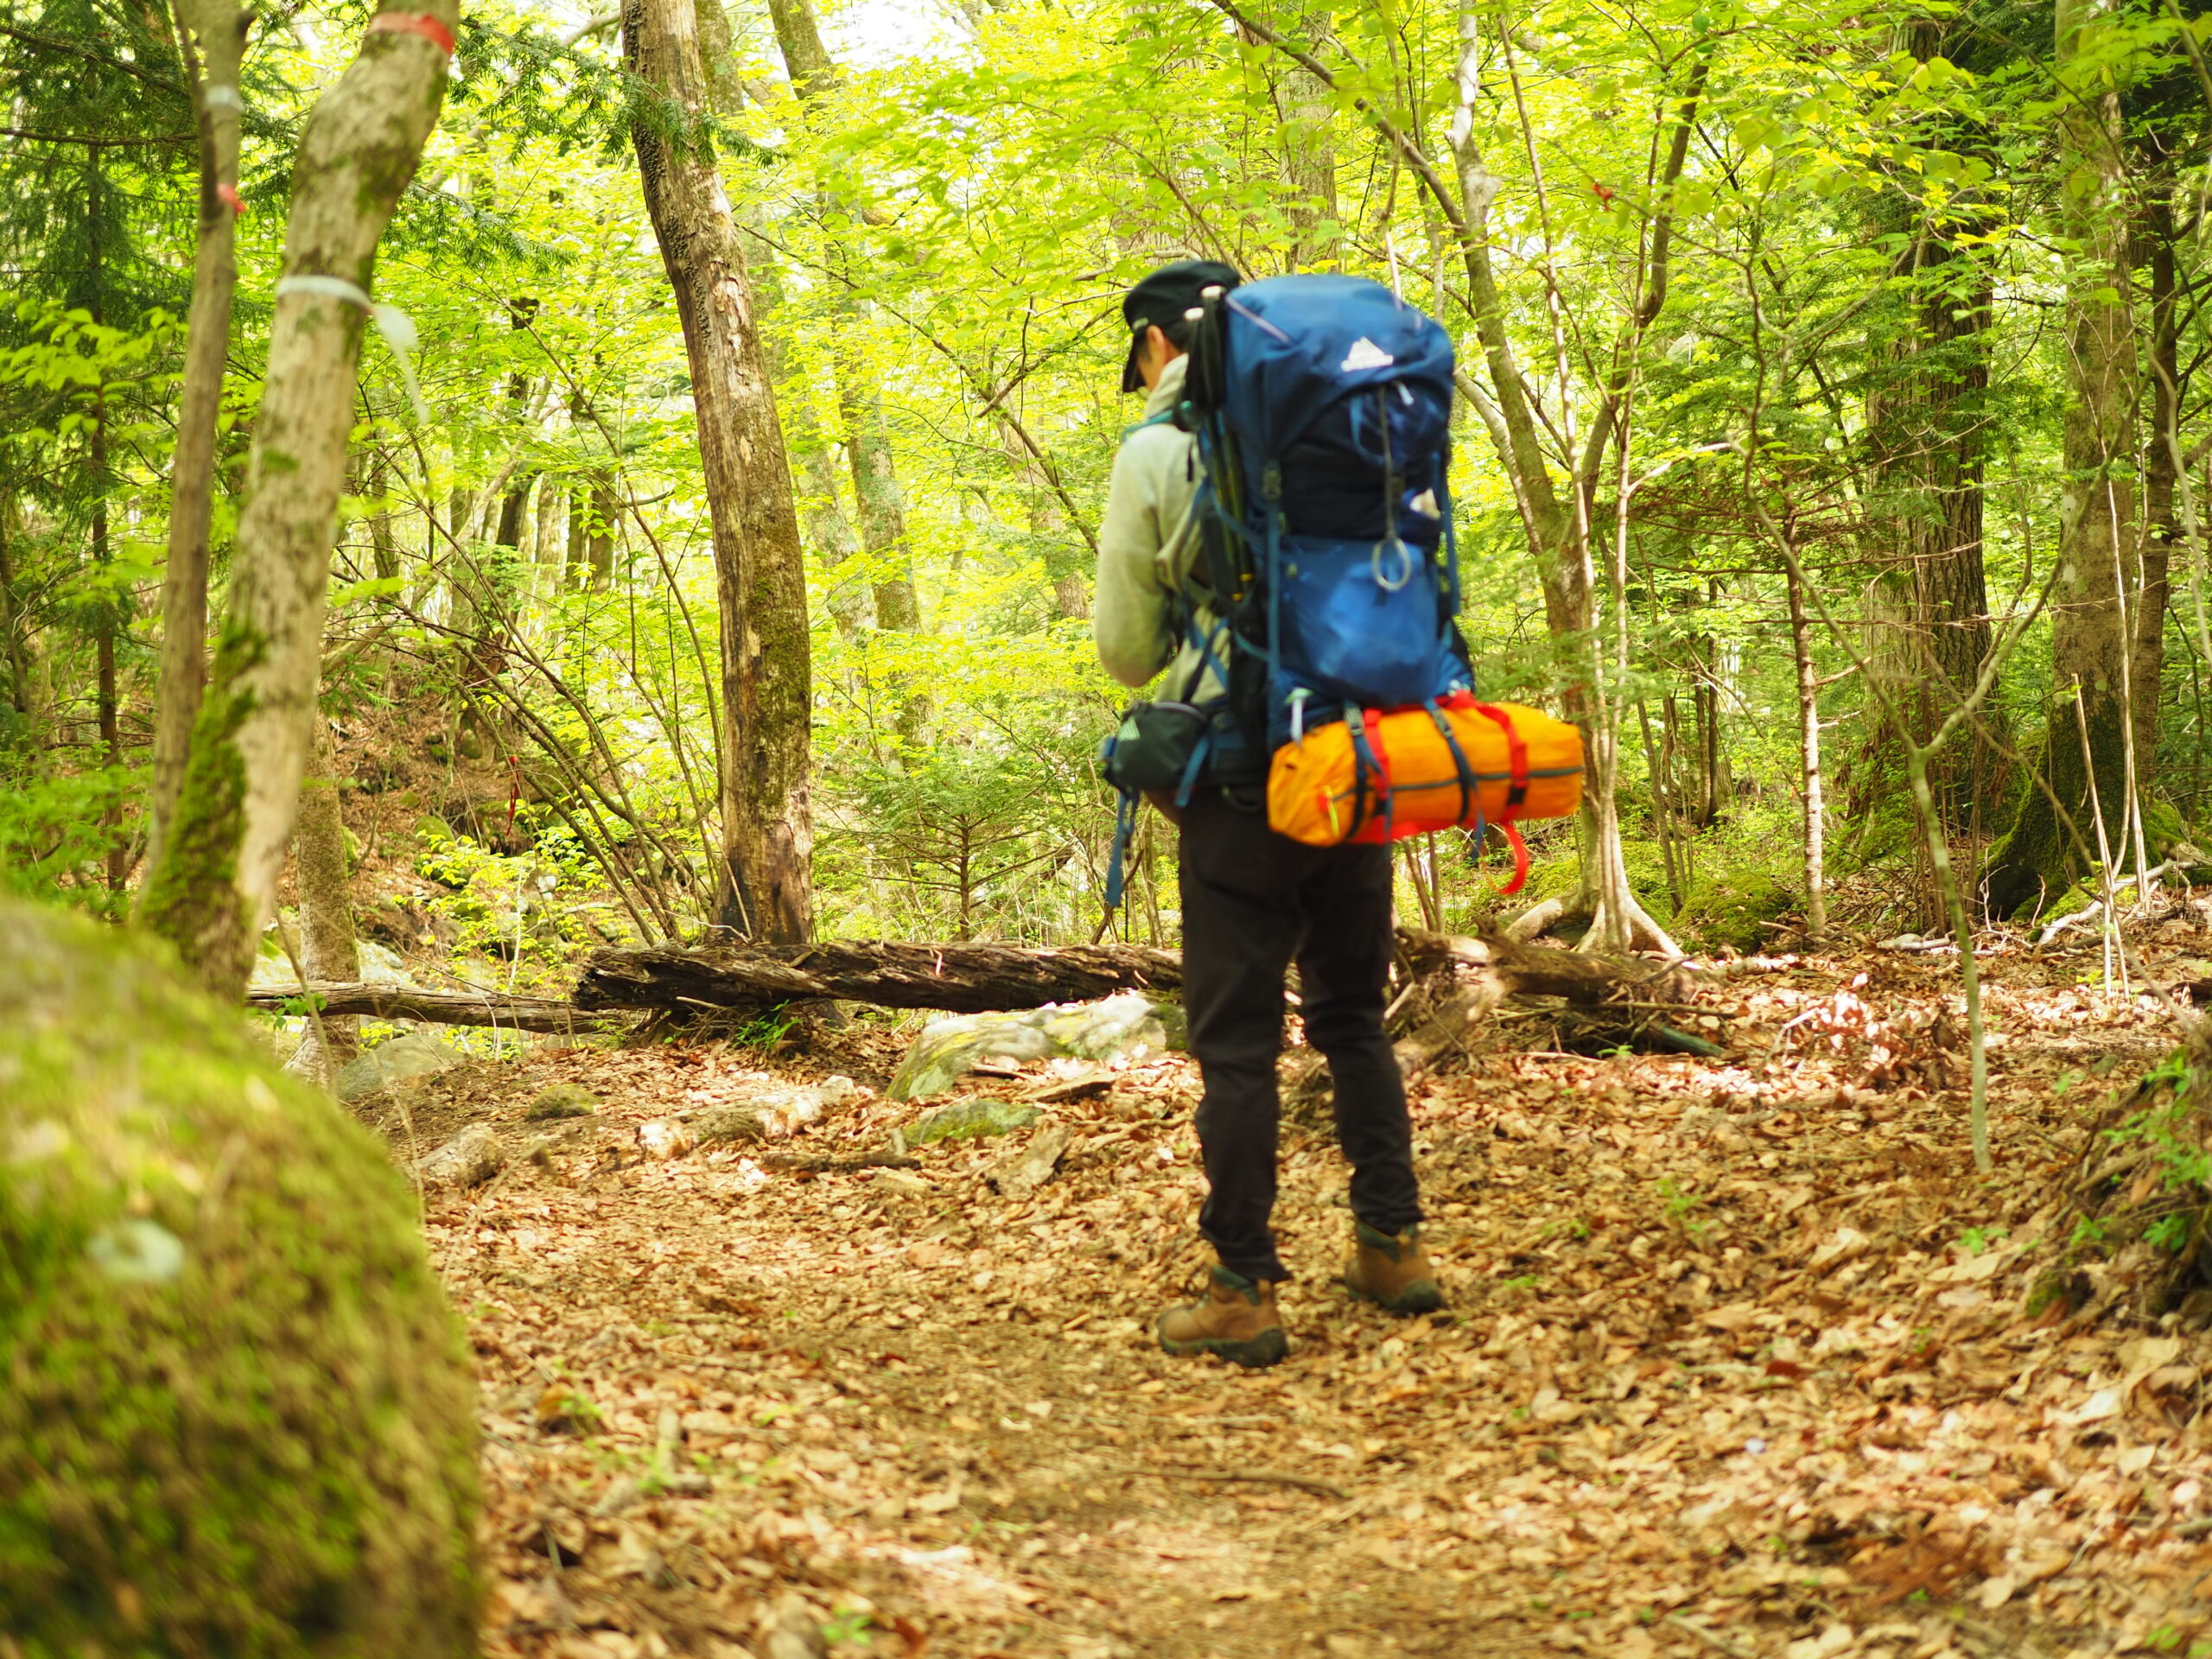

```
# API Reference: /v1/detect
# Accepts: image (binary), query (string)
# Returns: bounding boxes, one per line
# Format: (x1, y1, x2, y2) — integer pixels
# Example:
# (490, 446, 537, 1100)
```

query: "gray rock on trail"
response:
(987, 1124, 1074, 1198)
(417, 1123, 504, 1187)
(336, 1027, 464, 1102)
(524, 1084, 597, 1121)
(636, 1117, 696, 1160)
(908, 1097, 1040, 1145)
(687, 1075, 863, 1146)
(888, 992, 1169, 1100)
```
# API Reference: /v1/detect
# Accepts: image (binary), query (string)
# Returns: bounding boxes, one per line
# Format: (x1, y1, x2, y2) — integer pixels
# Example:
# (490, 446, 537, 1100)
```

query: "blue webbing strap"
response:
(1344, 700, 1380, 840)
(1426, 699, 1477, 826)
(1185, 614, 1232, 705)
(1173, 729, 1214, 810)
(1103, 785, 1141, 911)
(1435, 437, 1463, 618)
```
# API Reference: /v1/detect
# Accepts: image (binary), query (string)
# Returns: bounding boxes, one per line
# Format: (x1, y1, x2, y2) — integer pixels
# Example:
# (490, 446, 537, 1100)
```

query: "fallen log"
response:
(575, 938, 1182, 1016)
(1286, 928, 1707, 1115)
(245, 982, 613, 1034)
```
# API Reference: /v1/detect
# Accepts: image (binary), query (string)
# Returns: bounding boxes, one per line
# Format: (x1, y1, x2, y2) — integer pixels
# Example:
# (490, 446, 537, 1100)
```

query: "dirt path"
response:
(369, 938, 2212, 1659)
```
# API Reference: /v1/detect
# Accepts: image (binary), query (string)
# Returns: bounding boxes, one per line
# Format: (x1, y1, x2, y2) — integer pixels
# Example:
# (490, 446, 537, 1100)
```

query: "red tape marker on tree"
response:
(367, 11, 456, 54)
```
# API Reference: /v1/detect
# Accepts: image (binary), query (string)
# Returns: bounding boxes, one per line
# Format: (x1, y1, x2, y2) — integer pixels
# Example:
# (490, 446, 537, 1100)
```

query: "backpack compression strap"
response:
(1103, 783, 1142, 912)
(1468, 702, 1532, 896)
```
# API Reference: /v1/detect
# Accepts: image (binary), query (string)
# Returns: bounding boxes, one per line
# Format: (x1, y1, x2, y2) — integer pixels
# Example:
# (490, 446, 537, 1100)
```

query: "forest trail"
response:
(376, 932, 2212, 1659)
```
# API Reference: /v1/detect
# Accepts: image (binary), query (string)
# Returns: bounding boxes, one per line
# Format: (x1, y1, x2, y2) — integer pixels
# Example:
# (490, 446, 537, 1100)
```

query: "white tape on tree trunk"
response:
(273, 274, 429, 425)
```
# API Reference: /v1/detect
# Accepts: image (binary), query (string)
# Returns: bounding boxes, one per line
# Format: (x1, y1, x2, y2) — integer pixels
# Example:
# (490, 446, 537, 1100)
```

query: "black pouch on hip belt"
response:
(1099, 700, 1210, 795)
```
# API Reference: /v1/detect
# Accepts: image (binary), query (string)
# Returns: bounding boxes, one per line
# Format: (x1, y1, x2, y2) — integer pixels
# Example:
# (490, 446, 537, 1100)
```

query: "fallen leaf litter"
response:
(346, 925, 2212, 1658)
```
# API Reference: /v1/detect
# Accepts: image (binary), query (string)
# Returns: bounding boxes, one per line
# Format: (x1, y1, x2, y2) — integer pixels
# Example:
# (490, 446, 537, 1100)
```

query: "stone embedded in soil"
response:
(524, 1084, 598, 1121)
(908, 1096, 1040, 1144)
(636, 1117, 696, 1160)
(418, 1122, 504, 1186)
(888, 994, 1168, 1099)
(336, 1027, 464, 1102)
(986, 1124, 1073, 1198)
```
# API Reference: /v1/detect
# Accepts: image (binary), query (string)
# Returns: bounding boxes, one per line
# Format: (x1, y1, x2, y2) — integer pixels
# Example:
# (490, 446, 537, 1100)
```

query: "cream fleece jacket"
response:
(1090, 353, 1224, 701)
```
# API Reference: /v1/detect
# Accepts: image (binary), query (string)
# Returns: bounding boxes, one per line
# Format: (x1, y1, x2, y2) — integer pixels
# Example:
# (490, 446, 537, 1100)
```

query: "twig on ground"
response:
(759, 1152, 921, 1172)
(1098, 1463, 1349, 1500)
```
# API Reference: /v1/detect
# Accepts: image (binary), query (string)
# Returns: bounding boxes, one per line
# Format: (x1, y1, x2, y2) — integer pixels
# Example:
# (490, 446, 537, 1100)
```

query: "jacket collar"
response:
(1141, 351, 1190, 419)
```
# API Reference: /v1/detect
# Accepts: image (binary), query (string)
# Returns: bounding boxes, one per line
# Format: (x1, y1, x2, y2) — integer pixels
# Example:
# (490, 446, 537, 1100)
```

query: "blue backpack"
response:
(1101, 274, 1471, 904)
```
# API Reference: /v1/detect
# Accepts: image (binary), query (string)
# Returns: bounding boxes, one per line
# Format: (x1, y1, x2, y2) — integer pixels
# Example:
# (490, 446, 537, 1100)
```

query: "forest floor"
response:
(349, 907, 2212, 1659)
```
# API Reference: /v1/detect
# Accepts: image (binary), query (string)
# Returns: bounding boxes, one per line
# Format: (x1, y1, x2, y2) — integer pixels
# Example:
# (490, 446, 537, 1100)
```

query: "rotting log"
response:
(247, 982, 613, 1034)
(1393, 928, 1699, 1073)
(575, 938, 1182, 1016)
(1287, 928, 1707, 1116)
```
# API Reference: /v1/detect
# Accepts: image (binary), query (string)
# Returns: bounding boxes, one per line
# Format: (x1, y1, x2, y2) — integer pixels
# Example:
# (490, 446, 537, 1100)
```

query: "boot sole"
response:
(1345, 1277, 1445, 1316)
(1157, 1325, 1289, 1368)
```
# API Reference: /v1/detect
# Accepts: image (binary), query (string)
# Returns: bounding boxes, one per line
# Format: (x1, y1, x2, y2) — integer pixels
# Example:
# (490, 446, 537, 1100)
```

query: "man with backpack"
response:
(1094, 258, 1442, 1370)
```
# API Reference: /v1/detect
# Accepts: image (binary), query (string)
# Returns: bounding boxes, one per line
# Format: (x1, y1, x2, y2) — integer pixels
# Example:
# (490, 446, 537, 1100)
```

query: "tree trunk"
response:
(567, 470, 616, 593)
(291, 714, 360, 1071)
(1857, 18, 2000, 837)
(0, 496, 34, 721)
(2140, 201, 2179, 792)
(1982, 0, 2139, 919)
(368, 454, 402, 582)
(627, 0, 814, 943)
(92, 400, 124, 895)
(1273, 4, 1338, 270)
(1447, 8, 1694, 954)
(764, 0, 926, 710)
(144, 0, 248, 888)
(245, 980, 596, 1032)
(138, 2, 457, 999)
(1785, 539, 1827, 939)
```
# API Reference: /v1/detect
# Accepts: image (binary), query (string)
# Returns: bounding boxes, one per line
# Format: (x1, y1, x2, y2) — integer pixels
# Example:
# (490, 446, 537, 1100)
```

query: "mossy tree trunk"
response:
(291, 715, 360, 1073)
(1983, 0, 2139, 920)
(1855, 16, 2002, 851)
(2140, 198, 2180, 785)
(1451, 20, 1703, 954)
(143, 0, 247, 889)
(628, 0, 815, 944)
(144, 0, 249, 898)
(139, 0, 457, 998)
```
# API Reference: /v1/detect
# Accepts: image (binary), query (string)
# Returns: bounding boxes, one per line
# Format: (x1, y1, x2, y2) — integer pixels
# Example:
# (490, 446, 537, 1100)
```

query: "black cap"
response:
(1121, 258, 1242, 394)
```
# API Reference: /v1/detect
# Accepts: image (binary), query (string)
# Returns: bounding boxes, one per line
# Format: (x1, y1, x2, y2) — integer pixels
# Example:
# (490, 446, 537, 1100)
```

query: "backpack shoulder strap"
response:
(1119, 409, 1177, 442)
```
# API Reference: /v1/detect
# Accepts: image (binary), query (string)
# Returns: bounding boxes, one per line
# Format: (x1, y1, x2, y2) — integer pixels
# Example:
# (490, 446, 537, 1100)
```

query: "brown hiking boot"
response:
(1343, 1222, 1443, 1314)
(1157, 1266, 1288, 1368)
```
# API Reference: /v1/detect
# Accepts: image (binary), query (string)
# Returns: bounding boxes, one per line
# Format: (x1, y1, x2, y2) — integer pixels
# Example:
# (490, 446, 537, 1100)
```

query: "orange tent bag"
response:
(1265, 698, 1583, 893)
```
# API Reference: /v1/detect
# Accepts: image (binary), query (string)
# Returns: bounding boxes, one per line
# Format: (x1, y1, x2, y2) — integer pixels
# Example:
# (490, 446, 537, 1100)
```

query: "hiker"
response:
(1093, 258, 1442, 1369)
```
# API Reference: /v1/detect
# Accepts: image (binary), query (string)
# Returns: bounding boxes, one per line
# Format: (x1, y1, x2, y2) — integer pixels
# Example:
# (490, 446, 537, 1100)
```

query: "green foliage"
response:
(410, 810, 600, 982)
(0, 766, 136, 918)
(3, 0, 2212, 965)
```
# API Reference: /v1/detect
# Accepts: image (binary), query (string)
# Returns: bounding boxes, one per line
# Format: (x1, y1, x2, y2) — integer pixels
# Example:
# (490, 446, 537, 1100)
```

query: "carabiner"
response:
(1370, 537, 1414, 593)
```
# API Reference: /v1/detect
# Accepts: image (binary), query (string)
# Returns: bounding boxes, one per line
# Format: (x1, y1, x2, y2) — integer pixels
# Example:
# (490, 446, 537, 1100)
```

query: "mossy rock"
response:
(2144, 800, 2212, 884)
(0, 898, 480, 1656)
(908, 1097, 1040, 1144)
(1675, 867, 1793, 953)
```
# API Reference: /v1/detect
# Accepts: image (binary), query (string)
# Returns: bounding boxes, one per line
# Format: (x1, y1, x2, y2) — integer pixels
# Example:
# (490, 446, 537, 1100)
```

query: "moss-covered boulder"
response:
(1675, 866, 1793, 953)
(0, 898, 480, 1656)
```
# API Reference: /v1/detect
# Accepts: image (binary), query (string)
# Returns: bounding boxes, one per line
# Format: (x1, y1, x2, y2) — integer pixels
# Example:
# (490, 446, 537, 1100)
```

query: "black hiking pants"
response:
(1177, 788, 1421, 1283)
